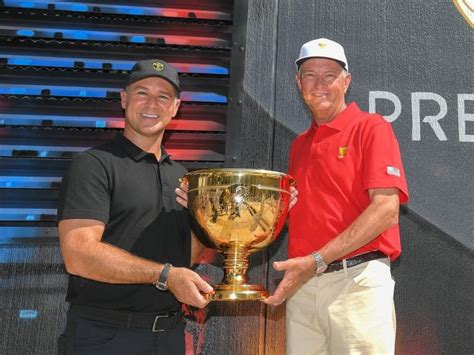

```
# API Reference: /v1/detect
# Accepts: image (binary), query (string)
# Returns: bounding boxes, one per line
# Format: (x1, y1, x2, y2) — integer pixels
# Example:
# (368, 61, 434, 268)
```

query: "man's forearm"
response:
(318, 193, 399, 263)
(63, 239, 163, 284)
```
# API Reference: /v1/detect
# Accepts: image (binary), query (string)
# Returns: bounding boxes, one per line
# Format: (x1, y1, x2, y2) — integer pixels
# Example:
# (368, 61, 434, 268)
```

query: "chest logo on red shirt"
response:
(338, 146, 348, 158)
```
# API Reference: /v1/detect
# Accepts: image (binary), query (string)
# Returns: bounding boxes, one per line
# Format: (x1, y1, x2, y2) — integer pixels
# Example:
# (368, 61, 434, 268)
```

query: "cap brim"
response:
(125, 74, 181, 94)
(296, 56, 347, 70)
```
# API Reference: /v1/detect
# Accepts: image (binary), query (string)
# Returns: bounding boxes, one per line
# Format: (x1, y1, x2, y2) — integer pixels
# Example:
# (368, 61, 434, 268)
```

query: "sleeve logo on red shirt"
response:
(387, 166, 401, 177)
(338, 146, 348, 158)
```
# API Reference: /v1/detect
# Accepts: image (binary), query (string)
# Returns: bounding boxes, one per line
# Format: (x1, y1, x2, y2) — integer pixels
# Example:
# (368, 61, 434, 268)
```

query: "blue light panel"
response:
(0, 84, 111, 98)
(71, 4, 88, 12)
(130, 35, 146, 43)
(0, 176, 61, 189)
(16, 29, 35, 36)
(181, 92, 228, 103)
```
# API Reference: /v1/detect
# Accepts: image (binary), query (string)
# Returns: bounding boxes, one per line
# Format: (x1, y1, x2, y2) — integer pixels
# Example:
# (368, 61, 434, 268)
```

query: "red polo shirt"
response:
(288, 103, 409, 261)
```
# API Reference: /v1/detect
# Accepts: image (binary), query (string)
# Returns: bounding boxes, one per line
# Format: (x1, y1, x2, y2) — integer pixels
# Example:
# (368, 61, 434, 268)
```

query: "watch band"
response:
(154, 263, 172, 291)
(311, 251, 328, 274)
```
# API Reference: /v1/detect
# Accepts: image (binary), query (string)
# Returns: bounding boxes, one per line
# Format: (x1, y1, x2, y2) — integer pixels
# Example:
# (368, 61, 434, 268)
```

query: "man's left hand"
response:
(262, 255, 315, 306)
(176, 180, 189, 208)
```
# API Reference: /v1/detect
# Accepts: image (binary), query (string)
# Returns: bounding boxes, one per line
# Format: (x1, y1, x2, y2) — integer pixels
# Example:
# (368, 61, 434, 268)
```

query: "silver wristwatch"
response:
(311, 251, 328, 274)
(154, 263, 172, 291)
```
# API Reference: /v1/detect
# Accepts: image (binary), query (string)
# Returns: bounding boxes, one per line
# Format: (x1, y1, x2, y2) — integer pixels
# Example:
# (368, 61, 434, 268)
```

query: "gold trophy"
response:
(183, 168, 294, 301)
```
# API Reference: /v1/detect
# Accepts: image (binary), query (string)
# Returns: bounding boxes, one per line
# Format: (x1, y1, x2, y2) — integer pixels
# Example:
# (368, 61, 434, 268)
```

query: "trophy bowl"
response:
(183, 168, 294, 301)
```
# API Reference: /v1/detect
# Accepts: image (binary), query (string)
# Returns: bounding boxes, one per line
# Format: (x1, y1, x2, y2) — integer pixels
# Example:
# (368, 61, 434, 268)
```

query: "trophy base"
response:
(206, 284, 269, 301)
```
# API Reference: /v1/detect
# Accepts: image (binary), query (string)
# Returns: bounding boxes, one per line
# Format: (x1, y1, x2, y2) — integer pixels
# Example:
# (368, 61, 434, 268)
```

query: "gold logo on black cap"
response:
(318, 42, 327, 48)
(153, 61, 164, 71)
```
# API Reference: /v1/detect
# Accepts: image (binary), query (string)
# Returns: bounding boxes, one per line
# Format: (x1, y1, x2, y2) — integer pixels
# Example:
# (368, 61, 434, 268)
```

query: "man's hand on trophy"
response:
(262, 255, 315, 306)
(289, 186, 298, 210)
(167, 266, 213, 308)
(176, 179, 189, 208)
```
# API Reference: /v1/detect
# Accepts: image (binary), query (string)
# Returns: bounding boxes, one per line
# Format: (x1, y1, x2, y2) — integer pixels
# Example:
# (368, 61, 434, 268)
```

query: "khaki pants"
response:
(287, 258, 395, 355)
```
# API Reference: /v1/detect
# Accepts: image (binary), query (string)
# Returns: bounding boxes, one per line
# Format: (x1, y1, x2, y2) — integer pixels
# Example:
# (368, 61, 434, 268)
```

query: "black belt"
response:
(69, 305, 183, 332)
(324, 251, 387, 273)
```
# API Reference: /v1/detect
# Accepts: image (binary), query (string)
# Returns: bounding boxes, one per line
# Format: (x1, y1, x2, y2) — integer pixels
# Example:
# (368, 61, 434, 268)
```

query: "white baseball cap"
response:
(295, 38, 348, 71)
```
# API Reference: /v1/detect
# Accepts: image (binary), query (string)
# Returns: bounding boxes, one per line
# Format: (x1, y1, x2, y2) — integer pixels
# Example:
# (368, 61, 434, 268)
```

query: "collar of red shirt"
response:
(310, 102, 361, 132)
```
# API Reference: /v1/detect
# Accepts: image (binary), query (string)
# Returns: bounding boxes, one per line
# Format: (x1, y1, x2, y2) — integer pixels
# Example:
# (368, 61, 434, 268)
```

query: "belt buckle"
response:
(152, 314, 169, 332)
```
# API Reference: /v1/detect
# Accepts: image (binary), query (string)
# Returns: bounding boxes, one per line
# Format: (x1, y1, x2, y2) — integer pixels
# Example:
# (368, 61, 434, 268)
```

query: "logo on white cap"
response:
(296, 38, 348, 71)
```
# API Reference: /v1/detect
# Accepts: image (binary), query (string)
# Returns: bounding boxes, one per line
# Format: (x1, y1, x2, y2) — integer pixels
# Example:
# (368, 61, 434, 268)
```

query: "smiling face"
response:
(120, 76, 180, 146)
(296, 57, 351, 125)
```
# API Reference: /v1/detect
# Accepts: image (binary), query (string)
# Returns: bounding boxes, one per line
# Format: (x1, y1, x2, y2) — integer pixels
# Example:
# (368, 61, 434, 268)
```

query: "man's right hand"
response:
(167, 266, 213, 308)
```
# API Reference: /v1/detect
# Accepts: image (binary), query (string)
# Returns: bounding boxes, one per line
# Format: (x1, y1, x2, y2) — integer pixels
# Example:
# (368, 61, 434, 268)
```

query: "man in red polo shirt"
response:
(264, 38, 409, 354)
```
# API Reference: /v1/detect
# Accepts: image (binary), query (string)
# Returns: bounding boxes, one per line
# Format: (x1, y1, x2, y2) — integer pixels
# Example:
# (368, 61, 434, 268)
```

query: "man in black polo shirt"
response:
(57, 59, 213, 354)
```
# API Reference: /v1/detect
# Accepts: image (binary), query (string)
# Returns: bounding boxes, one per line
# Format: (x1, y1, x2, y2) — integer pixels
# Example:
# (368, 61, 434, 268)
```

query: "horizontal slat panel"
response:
(0, 7, 232, 46)
(0, 226, 57, 238)
(0, 176, 61, 189)
(2, 0, 233, 21)
(0, 189, 58, 208)
(0, 66, 229, 102)
(0, 146, 224, 161)
(0, 95, 227, 131)
(0, 37, 231, 71)
(0, 157, 70, 176)
(0, 157, 225, 190)
(0, 127, 226, 161)
(0, 54, 229, 74)
(0, 113, 226, 131)
(0, 199, 57, 225)
(0, 85, 227, 102)
(0, 208, 57, 221)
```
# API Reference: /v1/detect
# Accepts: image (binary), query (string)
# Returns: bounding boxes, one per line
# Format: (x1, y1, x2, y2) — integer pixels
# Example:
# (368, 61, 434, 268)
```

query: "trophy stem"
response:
(205, 241, 269, 301)
(222, 242, 249, 285)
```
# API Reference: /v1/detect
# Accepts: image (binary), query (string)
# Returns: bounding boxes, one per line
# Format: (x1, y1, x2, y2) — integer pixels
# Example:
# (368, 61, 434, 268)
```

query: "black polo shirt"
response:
(57, 133, 191, 313)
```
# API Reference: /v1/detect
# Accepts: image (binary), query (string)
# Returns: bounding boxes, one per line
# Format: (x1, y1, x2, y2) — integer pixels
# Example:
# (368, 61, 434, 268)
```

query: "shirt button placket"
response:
(150, 156, 162, 214)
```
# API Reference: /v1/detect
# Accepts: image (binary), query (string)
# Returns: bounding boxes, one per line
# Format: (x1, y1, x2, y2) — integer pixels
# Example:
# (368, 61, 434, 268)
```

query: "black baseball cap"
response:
(124, 59, 181, 95)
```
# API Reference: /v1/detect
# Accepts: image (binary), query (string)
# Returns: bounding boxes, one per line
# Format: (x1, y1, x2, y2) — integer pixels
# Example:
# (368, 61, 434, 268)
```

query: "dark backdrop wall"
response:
(235, 0, 473, 354)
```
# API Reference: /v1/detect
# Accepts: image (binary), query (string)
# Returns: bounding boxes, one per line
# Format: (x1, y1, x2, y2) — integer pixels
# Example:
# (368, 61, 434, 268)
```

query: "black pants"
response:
(57, 311, 185, 355)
